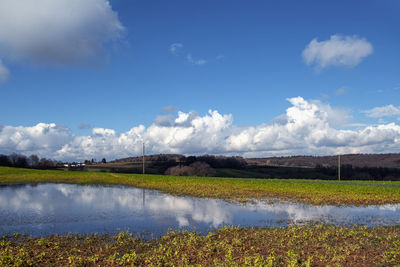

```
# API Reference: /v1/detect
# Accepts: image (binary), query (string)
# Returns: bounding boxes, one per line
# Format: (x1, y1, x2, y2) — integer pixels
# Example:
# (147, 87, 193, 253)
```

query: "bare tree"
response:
(165, 161, 216, 177)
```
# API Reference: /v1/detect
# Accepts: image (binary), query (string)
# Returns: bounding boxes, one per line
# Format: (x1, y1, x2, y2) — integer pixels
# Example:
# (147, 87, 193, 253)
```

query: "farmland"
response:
(1, 166, 400, 206)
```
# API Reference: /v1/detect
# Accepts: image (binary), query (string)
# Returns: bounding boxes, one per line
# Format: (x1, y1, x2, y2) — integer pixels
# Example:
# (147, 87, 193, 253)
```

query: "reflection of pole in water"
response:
(142, 189, 145, 208)
(142, 142, 145, 175)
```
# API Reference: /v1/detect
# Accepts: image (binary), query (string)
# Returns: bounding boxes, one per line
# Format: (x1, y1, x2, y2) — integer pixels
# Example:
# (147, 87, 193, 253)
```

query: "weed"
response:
(1, 225, 400, 266)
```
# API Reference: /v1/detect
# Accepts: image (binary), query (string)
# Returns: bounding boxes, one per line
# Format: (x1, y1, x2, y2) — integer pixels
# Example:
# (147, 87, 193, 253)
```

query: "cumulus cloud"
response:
(362, 105, 400, 118)
(302, 35, 373, 69)
(0, 123, 72, 156)
(155, 111, 199, 127)
(92, 128, 116, 137)
(0, 0, 124, 68)
(1, 97, 400, 160)
(0, 59, 9, 82)
(169, 43, 183, 55)
(154, 115, 174, 127)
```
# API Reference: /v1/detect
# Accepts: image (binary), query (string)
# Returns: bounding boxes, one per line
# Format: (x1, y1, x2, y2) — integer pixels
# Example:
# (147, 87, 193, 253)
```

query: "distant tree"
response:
(16, 156, 28, 168)
(28, 154, 39, 167)
(0, 154, 11, 166)
(189, 161, 217, 176)
(8, 153, 28, 168)
(341, 164, 354, 179)
(38, 158, 54, 168)
(8, 153, 19, 165)
(101, 158, 107, 164)
(224, 157, 246, 169)
(165, 165, 191, 176)
(165, 161, 216, 177)
(185, 156, 197, 166)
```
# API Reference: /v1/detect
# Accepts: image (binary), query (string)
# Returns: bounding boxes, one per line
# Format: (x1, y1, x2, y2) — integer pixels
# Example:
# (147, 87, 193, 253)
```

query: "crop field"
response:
(1, 167, 399, 206)
(1, 225, 400, 266)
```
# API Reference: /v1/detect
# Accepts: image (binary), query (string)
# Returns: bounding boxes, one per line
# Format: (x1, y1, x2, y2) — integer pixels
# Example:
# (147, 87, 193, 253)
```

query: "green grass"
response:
(1, 166, 400, 205)
(1, 225, 399, 266)
(215, 166, 333, 179)
(215, 168, 270, 178)
(85, 164, 162, 175)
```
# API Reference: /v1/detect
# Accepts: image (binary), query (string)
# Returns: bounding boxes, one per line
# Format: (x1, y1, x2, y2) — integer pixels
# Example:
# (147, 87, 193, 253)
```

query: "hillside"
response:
(111, 153, 400, 169)
(112, 154, 183, 164)
(246, 153, 400, 168)
(83, 153, 400, 181)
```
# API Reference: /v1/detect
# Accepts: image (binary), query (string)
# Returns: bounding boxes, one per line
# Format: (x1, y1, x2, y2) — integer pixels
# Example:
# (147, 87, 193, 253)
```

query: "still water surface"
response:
(1, 183, 399, 237)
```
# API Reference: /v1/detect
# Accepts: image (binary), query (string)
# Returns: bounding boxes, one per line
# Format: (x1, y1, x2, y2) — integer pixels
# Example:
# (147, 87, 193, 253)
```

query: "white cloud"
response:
(154, 115, 174, 127)
(302, 35, 373, 69)
(186, 54, 207, 65)
(92, 128, 116, 137)
(169, 43, 207, 65)
(0, 123, 72, 156)
(0, 59, 9, 82)
(1, 97, 400, 160)
(0, 0, 124, 69)
(362, 105, 400, 118)
(169, 43, 183, 55)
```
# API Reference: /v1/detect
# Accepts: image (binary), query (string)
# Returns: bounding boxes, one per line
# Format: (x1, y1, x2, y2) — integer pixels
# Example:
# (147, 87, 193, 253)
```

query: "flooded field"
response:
(1, 183, 400, 237)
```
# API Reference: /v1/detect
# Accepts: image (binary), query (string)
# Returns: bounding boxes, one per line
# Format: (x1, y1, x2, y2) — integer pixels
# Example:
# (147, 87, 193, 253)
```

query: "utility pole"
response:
(338, 154, 341, 181)
(142, 142, 145, 174)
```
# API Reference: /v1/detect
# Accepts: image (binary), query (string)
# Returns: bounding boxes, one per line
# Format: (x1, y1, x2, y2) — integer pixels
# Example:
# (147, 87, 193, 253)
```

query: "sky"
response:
(0, 0, 400, 161)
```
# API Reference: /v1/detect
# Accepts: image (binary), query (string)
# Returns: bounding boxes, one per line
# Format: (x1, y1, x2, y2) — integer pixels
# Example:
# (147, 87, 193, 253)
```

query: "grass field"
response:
(1, 166, 399, 206)
(1, 225, 399, 266)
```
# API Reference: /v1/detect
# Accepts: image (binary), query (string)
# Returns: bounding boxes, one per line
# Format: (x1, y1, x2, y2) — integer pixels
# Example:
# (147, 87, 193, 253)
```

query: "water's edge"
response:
(1, 183, 399, 237)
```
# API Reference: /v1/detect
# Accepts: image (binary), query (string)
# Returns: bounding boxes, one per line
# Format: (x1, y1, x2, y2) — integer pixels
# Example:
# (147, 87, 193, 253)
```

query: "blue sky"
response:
(0, 0, 399, 160)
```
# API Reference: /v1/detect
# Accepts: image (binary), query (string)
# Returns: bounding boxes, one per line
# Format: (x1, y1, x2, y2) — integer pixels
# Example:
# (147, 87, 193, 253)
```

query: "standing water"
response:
(0, 183, 399, 237)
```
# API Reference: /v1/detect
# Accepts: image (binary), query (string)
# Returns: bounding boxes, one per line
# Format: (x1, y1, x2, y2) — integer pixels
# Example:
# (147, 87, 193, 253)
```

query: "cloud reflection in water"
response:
(0, 183, 399, 237)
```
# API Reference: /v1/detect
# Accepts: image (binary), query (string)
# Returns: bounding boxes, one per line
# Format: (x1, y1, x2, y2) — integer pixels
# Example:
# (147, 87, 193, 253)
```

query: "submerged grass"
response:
(1, 225, 400, 266)
(0, 166, 400, 206)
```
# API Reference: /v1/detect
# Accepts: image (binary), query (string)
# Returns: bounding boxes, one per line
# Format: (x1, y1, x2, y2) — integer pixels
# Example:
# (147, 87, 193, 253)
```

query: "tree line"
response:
(316, 164, 400, 181)
(0, 153, 60, 169)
